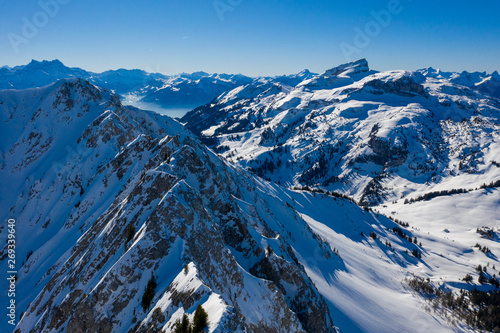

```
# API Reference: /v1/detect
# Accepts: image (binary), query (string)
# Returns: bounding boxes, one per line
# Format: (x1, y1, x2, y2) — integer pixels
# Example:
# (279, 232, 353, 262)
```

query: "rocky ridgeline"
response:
(0, 79, 338, 332)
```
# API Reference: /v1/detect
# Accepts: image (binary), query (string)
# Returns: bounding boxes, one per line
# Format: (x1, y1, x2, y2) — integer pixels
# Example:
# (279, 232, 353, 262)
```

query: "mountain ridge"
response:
(0, 79, 341, 332)
(181, 59, 500, 206)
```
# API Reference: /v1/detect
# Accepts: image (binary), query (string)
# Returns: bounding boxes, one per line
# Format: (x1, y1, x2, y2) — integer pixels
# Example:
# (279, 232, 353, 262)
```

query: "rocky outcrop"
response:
(364, 76, 427, 97)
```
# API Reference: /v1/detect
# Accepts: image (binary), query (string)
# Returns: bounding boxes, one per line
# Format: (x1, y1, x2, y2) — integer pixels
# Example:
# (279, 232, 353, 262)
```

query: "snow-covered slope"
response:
(181, 59, 500, 206)
(0, 79, 344, 332)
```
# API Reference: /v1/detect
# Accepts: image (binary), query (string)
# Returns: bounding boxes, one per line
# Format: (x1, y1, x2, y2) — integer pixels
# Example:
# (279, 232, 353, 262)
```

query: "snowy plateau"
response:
(1, 59, 500, 333)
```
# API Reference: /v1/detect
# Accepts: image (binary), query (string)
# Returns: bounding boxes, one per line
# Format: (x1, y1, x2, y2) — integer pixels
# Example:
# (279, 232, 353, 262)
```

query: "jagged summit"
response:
(297, 69, 312, 75)
(416, 66, 453, 79)
(267, 69, 318, 87)
(27, 59, 65, 67)
(322, 58, 370, 77)
(25, 59, 89, 76)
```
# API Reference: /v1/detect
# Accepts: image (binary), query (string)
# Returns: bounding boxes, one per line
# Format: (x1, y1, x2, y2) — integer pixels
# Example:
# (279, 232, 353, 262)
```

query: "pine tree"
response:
(463, 274, 473, 283)
(192, 305, 209, 333)
(126, 224, 135, 243)
(141, 273, 157, 311)
(182, 314, 191, 333)
(479, 271, 487, 284)
(174, 314, 192, 333)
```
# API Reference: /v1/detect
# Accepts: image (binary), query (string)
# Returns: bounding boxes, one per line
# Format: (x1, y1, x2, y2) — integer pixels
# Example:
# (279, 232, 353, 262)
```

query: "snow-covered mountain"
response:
(0, 78, 336, 332)
(418, 67, 500, 100)
(0, 59, 168, 95)
(3, 77, 488, 333)
(266, 69, 318, 87)
(181, 59, 500, 206)
(2, 63, 500, 332)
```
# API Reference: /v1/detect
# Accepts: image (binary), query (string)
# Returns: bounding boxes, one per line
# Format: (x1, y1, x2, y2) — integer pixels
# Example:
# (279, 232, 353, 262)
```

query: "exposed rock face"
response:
(250, 254, 333, 333)
(0, 79, 338, 332)
(364, 76, 427, 97)
(323, 58, 370, 77)
(363, 124, 408, 169)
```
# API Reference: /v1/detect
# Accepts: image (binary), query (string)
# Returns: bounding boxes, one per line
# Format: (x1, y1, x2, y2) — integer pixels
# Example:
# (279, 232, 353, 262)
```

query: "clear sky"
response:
(0, 0, 499, 76)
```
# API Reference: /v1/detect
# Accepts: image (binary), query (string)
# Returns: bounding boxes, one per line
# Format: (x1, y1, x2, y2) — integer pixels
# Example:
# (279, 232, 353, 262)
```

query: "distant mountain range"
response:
(2, 59, 499, 112)
(0, 60, 255, 112)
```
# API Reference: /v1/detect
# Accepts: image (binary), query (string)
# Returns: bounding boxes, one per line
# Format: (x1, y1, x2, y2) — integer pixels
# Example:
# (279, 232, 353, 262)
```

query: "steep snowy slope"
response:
(1, 79, 342, 332)
(181, 59, 500, 205)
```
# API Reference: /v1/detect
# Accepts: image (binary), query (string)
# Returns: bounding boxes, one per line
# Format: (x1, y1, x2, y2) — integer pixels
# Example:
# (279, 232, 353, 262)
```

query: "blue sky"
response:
(0, 0, 499, 76)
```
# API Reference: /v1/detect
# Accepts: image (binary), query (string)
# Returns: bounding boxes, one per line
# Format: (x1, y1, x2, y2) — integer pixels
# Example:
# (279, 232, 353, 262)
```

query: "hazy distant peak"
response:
(180, 71, 210, 80)
(28, 59, 64, 65)
(297, 69, 312, 75)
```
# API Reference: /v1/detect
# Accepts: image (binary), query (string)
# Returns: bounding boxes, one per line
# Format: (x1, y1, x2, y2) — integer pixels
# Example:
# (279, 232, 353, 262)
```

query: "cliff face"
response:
(0, 79, 337, 332)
